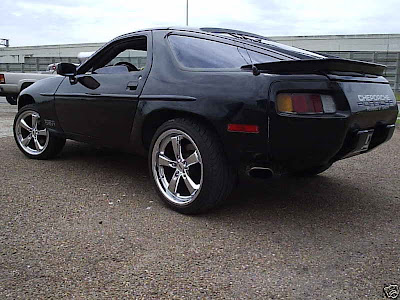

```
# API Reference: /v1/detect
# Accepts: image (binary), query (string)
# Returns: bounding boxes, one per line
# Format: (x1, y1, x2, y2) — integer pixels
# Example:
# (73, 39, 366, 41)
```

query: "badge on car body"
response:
(357, 94, 395, 110)
(44, 119, 56, 127)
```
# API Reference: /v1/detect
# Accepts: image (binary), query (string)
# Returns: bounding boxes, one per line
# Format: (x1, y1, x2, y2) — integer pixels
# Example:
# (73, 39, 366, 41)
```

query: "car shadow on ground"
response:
(55, 140, 382, 230)
(55, 140, 149, 173)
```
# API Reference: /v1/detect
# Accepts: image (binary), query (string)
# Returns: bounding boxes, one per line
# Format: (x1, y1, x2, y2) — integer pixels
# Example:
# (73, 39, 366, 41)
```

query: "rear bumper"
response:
(268, 107, 397, 173)
(335, 124, 395, 160)
(259, 76, 398, 174)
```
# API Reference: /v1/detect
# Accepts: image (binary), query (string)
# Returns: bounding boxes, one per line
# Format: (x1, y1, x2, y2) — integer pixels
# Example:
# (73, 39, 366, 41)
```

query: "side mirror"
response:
(56, 63, 77, 77)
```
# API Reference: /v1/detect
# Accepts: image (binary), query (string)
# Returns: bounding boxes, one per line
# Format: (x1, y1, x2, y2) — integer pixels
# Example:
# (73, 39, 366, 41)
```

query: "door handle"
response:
(127, 81, 139, 91)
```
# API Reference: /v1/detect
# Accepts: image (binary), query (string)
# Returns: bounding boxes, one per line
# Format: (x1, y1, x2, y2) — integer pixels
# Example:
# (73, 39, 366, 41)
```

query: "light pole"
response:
(186, 0, 188, 26)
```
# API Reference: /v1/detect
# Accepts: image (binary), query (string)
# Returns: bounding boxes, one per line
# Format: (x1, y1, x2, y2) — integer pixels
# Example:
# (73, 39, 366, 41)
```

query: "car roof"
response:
(116, 27, 269, 41)
(94, 26, 325, 65)
(113, 27, 325, 60)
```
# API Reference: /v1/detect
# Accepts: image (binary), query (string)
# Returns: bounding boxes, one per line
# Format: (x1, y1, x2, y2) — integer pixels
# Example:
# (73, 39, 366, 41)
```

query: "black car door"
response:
(54, 33, 151, 147)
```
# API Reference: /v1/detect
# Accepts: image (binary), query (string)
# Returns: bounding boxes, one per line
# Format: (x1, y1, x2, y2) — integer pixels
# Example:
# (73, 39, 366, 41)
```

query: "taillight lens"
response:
(227, 124, 259, 133)
(277, 93, 336, 114)
(0, 74, 5, 84)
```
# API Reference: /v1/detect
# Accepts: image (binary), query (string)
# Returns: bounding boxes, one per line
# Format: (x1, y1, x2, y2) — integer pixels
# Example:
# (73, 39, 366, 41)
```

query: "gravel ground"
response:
(0, 98, 16, 138)
(0, 98, 399, 299)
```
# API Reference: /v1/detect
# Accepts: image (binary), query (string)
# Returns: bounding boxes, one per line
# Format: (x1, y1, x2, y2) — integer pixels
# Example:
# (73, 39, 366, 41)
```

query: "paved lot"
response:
(0, 97, 399, 299)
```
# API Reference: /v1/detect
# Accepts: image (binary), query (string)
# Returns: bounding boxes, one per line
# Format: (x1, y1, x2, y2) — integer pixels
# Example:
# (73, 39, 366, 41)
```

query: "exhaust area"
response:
(248, 167, 274, 179)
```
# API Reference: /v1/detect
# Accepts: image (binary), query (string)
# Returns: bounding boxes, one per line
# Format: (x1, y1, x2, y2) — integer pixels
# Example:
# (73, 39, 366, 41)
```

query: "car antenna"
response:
(242, 40, 260, 76)
(231, 32, 260, 76)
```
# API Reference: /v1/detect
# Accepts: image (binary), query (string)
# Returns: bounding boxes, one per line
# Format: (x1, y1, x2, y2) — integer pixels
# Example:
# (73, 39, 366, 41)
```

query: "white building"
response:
(1, 33, 399, 92)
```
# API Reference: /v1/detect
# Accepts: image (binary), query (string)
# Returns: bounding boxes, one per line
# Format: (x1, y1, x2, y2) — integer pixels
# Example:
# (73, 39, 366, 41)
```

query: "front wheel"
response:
(13, 104, 66, 159)
(149, 118, 236, 214)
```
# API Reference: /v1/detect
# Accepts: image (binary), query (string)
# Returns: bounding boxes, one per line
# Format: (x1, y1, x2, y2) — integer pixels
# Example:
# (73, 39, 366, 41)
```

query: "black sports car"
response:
(14, 27, 398, 214)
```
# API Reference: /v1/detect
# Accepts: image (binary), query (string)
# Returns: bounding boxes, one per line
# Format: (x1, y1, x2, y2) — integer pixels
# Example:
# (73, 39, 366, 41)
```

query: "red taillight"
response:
(310, 94, 323, 113)
(277, 93, 335, 114)
(292, 94, 308, 113)
(0, 74, 5, 84)
(290, 94, 323, 113)
(227, 124, 259, 133)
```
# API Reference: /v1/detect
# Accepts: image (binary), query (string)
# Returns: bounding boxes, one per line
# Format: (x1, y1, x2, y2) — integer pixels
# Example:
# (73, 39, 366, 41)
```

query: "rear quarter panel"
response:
(133, 30, 274, 162)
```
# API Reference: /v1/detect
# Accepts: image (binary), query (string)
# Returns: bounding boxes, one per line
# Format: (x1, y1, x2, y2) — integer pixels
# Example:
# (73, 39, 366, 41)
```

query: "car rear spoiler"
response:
(241, 58, 386, 76)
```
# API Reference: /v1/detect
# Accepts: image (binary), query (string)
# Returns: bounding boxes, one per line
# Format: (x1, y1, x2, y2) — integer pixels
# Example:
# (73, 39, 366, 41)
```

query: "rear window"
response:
(168, 35, 279, 69)
(208, 31, 326, 60)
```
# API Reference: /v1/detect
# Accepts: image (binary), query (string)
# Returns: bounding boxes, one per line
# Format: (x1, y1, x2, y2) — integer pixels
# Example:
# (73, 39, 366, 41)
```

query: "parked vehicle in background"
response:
(13, 27, 398, 214)
(0, 72, 56, 105)
(45, 63, 80, 74)
(0, 52, 92, 105)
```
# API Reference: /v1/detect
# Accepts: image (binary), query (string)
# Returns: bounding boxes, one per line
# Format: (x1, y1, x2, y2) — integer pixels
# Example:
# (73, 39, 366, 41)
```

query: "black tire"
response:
(149, 118, 236, 214)
(292, 163, 332, 177)
(13, 104, 66, 160)
(6, 95, 17, 105)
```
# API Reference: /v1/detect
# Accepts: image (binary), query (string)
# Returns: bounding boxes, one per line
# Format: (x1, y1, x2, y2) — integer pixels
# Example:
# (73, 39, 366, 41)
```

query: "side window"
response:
(168, 35, 278, 69)
(88, 36, 147, 74)
(109, 49, 147, 70)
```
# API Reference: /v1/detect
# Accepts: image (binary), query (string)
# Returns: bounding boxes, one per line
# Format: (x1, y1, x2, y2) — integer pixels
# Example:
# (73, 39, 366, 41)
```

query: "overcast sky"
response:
(1, 0, 400, 47)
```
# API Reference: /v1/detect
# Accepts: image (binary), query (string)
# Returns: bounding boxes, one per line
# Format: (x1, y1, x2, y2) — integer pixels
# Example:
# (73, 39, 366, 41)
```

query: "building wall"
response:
(0, 43, 103, 63)
(323, 51, 400, 92)
(2, 33, 400, 60)
(271, 34, 400, 52)
(0, 34, 399, 92)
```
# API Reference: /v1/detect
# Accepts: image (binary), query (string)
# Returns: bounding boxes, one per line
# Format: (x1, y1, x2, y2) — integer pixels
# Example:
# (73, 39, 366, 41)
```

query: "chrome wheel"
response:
(151, 129, 203, 205)
(15, 110, 49, 156)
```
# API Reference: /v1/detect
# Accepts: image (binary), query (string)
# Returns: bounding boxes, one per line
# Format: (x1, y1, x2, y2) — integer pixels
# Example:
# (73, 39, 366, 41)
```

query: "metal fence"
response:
(0, 56, 147, 73)
(0, 52, 399, 93)
(0, 57, 80, 73)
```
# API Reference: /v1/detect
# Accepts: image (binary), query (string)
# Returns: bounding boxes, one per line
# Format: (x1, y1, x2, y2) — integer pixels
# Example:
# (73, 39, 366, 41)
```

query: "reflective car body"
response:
(17, 27, 398, 176)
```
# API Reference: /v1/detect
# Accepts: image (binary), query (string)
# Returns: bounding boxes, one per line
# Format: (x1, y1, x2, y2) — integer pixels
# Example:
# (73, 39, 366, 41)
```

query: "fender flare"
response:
(17, 79, 36, 92)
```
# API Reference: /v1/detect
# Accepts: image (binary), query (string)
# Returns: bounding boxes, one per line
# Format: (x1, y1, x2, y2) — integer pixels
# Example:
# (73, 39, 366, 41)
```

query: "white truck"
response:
(0, 72, 57, 105)
(0, 52, 92, 105)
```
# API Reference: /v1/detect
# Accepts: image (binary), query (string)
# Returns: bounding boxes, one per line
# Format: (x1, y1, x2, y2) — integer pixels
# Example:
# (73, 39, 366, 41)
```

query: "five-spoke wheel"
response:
(13, 104, 66, 159)
(152, 129, 203, 205)
(149, 118, 235, 214)
(15, 110, 50, 155)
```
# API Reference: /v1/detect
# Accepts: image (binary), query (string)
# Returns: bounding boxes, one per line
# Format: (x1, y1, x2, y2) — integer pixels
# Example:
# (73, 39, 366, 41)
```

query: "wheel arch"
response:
(18, 94, 35, 110)
(20, 81, 34, 92)
(141, 109, 220, 151)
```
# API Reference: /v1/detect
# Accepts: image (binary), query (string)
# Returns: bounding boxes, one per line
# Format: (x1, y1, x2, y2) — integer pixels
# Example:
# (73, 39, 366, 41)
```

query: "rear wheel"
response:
(149, 118, 235, 214)
(6, 95, 17, 105)
(13, 104, 65, 159)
